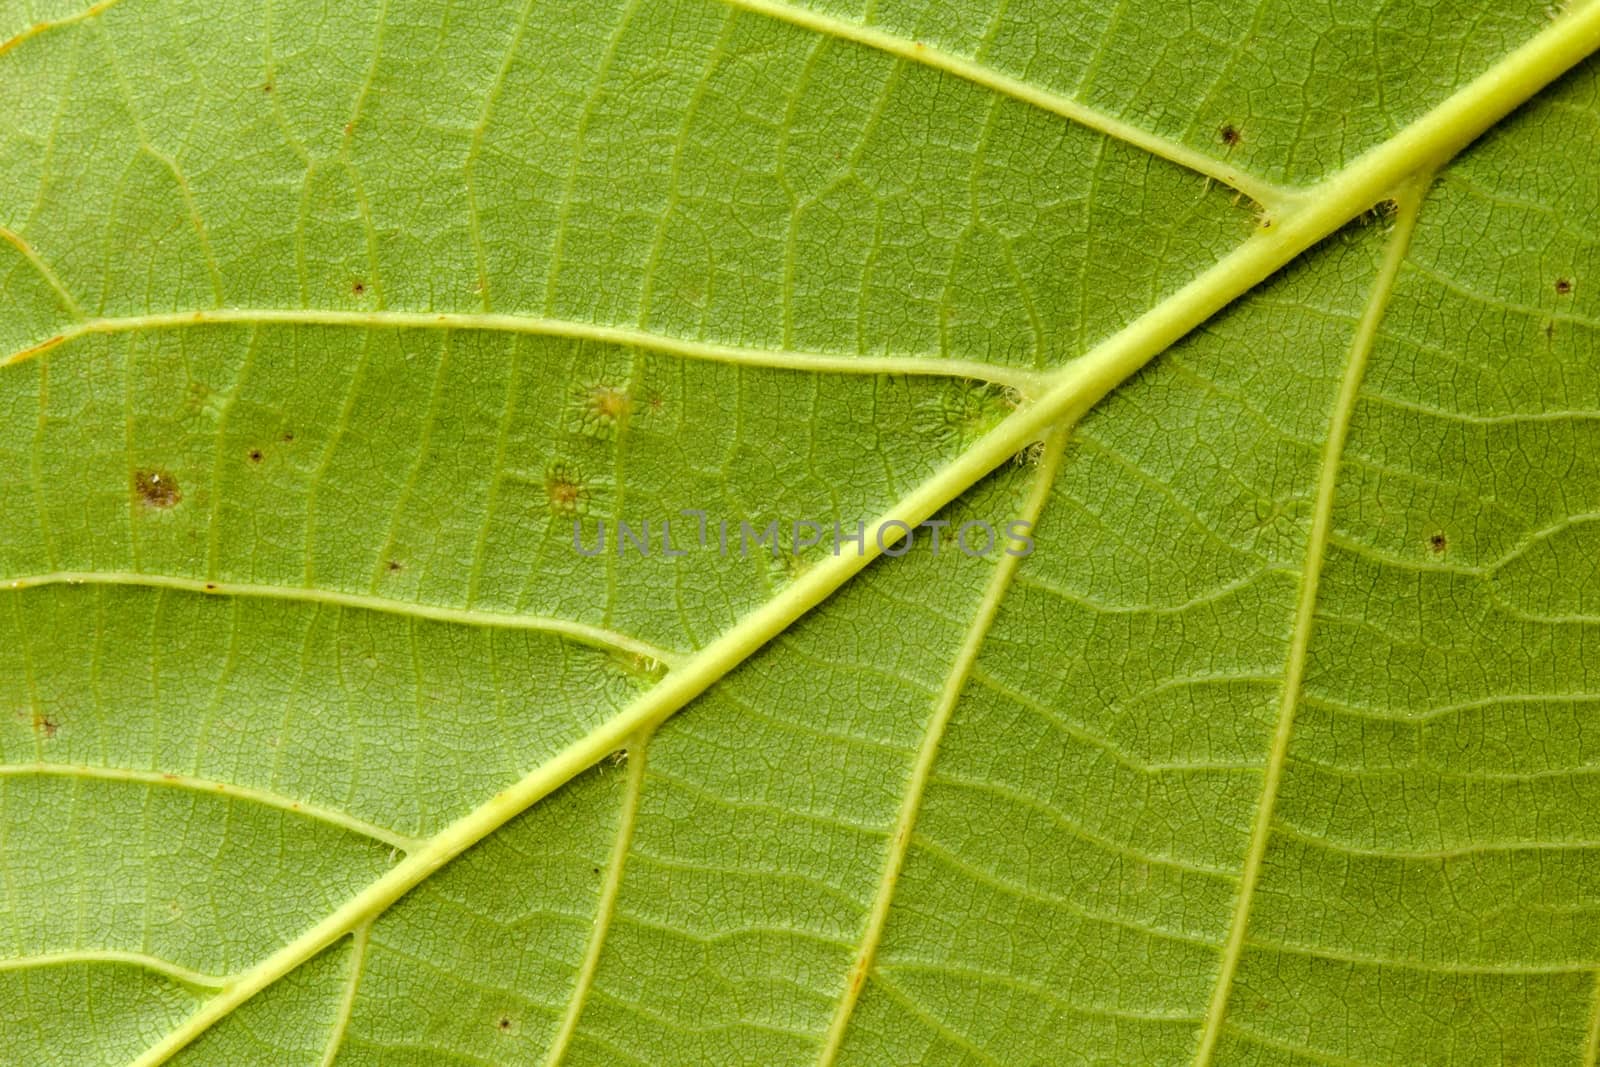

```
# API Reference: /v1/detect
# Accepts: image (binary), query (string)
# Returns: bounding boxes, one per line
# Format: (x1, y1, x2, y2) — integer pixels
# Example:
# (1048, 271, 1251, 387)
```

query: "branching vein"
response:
(1190, 179, 1430, 1065)
(0, 0, 126, 58)
(543, 730, 651, 1067)
(0, 308, 1046, 392)
(318, 925, 370, 1067)
(716, 0, 1292, 209)
(814, 425, 1070, 1066)
(0, 949, 226, 992)
(11, 2, 1599, 1062)
(4, 571, 681, 668)
(0, 763, 421, 852)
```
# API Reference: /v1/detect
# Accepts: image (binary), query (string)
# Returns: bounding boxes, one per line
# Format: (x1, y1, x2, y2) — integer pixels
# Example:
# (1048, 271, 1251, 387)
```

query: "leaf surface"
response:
(2, 1, 1599, 1064)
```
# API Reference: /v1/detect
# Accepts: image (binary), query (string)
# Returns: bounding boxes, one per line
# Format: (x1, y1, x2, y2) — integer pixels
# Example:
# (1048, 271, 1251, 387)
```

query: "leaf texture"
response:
(1, 0, 1599, 1064)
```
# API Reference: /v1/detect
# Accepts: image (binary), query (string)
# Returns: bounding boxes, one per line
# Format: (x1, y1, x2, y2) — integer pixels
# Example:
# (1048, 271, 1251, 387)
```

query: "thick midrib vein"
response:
(0, 308, 1045, 392)
(1190, 180, 1429, 1065)
(3, 571, 680, 667)
(116, 7, 1600, 1061)
(716, 0, 1291, 209)
(814, 425, 1070, 1066)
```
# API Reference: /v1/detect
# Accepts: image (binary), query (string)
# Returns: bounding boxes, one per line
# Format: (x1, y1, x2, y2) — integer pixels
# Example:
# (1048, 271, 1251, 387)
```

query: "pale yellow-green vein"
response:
(544, 730, 651, 1067)
(3, 571, 682, 668)
(0, 949, 225, 992)
(1191, 180, 1430, 1065)
(119, 5, 1600, 1060)
(815, 425, 1070, 1066)
(715, 0, 1293, 209)
(0, 762, 421, 852)
(0, 308, 1046, 392)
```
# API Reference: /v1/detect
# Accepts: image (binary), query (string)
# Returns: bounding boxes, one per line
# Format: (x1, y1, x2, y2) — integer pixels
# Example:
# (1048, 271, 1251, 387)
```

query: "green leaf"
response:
(2, 1, 1599, 1063)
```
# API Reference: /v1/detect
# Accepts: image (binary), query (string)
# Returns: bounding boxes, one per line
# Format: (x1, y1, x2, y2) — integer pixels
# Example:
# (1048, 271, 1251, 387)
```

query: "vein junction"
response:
(10, 1, 1600, 1061)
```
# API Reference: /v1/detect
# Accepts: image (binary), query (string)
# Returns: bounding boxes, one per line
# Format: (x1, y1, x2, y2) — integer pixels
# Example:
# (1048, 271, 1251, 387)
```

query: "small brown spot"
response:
(32, 713, 57, 739)
(133, 468, 182, 509)
(247, 449, 263, 464)
(1428, 532, 1448, 554)
(203, 582, 218, 591)
(262, 81, 273, 93)
(592, 866, 601, 875)
(342, 122, 353, 136)
(584, 384, 631, 423)
(545, 463, 585, 515)
(351, 280, 366, 296)
(1555, 277, 1573, 295)
(162, 773, 178, 781)
(497, 1017, 512, 1033)
(282, 431, 295, 443)
(1219, 124, 1241, 147)
(386, 560, 403, 573)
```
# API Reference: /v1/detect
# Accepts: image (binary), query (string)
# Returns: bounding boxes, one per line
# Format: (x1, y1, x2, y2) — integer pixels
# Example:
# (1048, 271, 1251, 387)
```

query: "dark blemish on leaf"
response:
(1219, 124, 1241, 147)
(247, 449, 263, 464)
(351, 280, 366, 296)
(262, 81, 273, 93)
(570, 382, 635, 438)
(133, 468, 182, 509)
(386, 560, 403, 573)
(282, 431, 295, 443)
(1555, 277, 1573, 295)
(32, 713, 57, 739)
(592, 866, 601, 875)
(585, 384, 631, 423)
(497, 1017, 512, 1033)
(545, 462, 585, 515)
(203, 582, 219, 592)
(1428, 532, 1447, 554)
